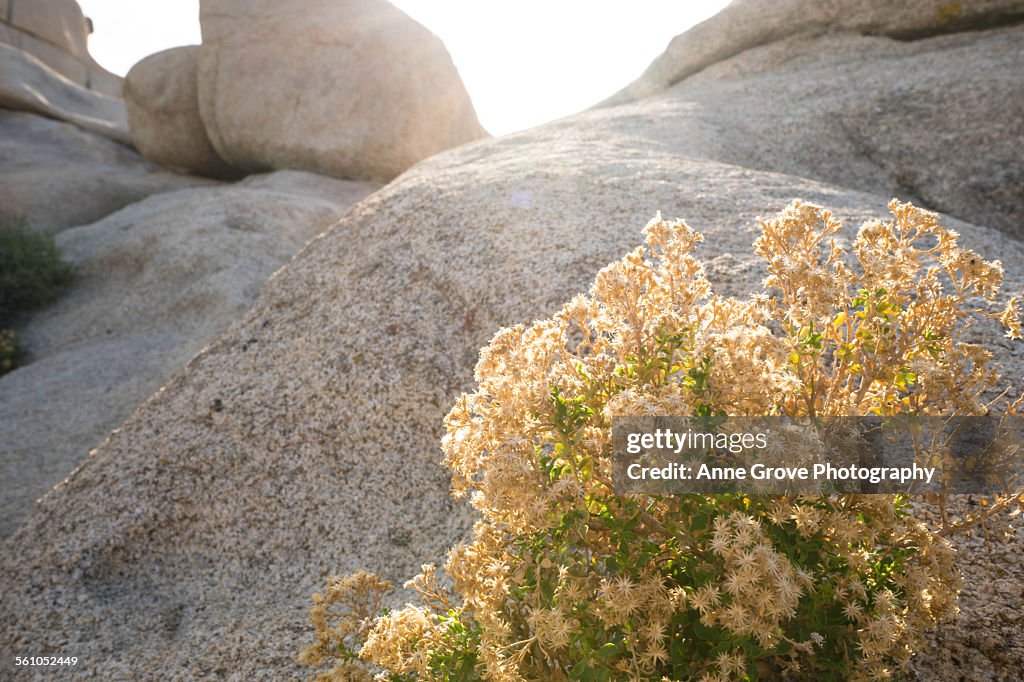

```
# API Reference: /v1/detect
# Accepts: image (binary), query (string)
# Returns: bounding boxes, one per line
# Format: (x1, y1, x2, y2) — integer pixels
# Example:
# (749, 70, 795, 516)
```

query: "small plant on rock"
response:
(0, 218, 73, 375)
(0, 329, 21, 374)
(303, 200, 1022, 681)
(0, 218, 73, 319)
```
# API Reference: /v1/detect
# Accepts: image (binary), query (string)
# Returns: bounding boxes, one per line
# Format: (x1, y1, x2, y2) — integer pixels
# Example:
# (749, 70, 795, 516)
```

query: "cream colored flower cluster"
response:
(303, 201, 1021, 681)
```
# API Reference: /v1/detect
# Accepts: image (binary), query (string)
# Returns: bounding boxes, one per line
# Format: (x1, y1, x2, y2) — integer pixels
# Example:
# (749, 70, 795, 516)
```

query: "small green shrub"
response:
(0, 218, 73, 324)
(0, 218, 73, 375)
(0, 329, 21, 375)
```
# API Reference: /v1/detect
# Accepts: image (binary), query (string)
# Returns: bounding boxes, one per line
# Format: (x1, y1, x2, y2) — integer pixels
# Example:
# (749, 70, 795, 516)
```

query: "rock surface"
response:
(0, 171, 380, 539)
(602, 0, 1024, 106)
(0, 43, 129, 143)
(0, 0, 122, 96)
(196, 0, 487, 181)
(910, 498, 1024, 680)
(1, 4, 1022, 681)
(648, 26, 1024, 237)
(124, 46, 239, 179)
(0, 110, 210, 235)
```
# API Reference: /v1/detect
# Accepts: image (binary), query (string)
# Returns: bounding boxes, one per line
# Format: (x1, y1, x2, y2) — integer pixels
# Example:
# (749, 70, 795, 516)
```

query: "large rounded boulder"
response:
(124, 46, 240, 179)
(196, 0, 487, 181)
(602, 0, 1024, 107)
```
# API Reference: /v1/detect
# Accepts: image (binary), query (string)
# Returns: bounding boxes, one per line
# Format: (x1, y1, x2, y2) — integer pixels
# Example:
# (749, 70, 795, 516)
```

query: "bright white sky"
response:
(77, 0, 728, 136)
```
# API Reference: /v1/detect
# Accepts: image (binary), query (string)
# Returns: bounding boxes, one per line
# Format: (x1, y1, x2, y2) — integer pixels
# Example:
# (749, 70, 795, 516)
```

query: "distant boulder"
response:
(125, 47, 241, 179)
(0, 0, 129, 144)
(600, 5, 1024, 238)
(196, 0, 487, 181)
(601, 0, 1024, 106)
(0, 0, 122, 96)
(0, 43, 129, 143)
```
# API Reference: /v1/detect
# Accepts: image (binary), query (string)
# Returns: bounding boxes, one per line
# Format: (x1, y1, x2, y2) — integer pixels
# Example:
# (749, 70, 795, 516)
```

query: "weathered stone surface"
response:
(909, 498, 1024, 680)
(1, 0, 122, 96)
(603, 0, 1024, 106)
(0, 43, 129, 143)
(641, 26, 1024, 237)
(594, 11, 1024, 238)
(196, 0, 487, 181)
(125, 46, 239, 179)
(83, 61, 121, 97)
(0, 110, 209, 235)
(0, 171, 380, 540)
(7, 0, 90, 58)
(14, 30, 87, 83)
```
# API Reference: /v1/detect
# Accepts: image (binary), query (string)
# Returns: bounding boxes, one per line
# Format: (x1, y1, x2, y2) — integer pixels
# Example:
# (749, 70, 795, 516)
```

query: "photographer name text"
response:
(626, 461, 936, 485)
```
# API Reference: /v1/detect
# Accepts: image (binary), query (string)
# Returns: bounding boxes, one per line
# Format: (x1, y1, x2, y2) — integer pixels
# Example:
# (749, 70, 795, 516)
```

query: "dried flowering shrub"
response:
(303, 200, 1023, 681)
(298, 572, 393, 682)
